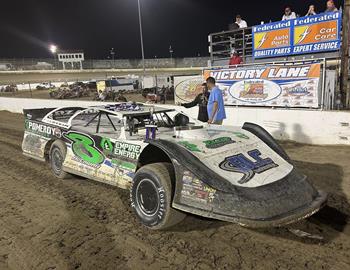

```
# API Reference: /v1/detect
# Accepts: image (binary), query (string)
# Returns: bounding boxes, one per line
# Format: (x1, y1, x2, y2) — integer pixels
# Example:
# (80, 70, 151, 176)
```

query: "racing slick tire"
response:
(131, 163, 186, 230)
(49, 140, 70, 179)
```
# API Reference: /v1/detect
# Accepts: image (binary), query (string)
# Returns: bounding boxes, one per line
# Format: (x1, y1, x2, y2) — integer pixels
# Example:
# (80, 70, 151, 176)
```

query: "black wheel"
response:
(49, 140, 70, 179)
(131, 163, 186, 230)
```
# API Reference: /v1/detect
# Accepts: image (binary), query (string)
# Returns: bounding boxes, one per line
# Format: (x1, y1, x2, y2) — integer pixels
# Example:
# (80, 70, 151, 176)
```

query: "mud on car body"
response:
(22, 103, 327, 230)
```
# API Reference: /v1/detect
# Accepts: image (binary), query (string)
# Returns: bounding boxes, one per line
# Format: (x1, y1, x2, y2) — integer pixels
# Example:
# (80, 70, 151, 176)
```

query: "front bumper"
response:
(200, 190, 327, 228)
(173, 168, 327, 228)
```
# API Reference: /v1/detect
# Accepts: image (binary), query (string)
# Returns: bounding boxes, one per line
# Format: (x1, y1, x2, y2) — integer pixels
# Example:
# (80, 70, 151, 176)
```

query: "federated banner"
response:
(253, 11, 342, 58)
(203, 63, 321, 108)
(174, 75, 204, 104)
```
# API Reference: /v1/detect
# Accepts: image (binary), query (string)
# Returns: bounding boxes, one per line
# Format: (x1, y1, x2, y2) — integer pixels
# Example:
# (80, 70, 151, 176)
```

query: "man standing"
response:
(180, 83, 209, 123)
(282, 7, 296, 20)
(235, 15, 247, 28)
(206, 77, 226, 125)
(325, 0, 338, 12)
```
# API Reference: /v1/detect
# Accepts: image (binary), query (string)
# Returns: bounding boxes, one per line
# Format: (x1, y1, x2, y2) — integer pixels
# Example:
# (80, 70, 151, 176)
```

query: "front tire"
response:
(49, 140, 70, 179)
(131, 163, 186, 230)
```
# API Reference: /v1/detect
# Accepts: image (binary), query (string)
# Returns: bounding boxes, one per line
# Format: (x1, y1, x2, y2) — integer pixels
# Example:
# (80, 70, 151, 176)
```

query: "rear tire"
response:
(131, 163, 186, 230)
(49, 140, 70, 179)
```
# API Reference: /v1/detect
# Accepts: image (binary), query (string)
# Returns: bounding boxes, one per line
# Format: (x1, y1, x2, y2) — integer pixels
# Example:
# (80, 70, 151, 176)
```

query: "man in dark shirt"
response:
(180, 83, 210, 122)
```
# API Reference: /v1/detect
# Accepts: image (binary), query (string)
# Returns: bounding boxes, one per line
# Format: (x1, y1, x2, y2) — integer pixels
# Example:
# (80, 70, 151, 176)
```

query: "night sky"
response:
(0, 0, 344, 59)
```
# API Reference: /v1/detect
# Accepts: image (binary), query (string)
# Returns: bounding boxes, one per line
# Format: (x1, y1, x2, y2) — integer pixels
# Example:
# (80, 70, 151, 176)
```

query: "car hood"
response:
(170, 125, 294, 188)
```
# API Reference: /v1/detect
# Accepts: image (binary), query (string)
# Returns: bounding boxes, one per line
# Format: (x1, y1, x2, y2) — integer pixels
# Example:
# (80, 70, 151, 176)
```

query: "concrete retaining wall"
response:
(0, 97, 349, 145)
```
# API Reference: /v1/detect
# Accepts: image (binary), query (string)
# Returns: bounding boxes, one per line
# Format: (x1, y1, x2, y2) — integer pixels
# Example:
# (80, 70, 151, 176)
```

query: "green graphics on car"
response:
(65, 132, 105, 165)
(101, 138, 114, 155)
(232, 132, 250, 140)
(203, 137, 235, 149)
(112, 159, 137, 171)
(178, 141, 201, 152)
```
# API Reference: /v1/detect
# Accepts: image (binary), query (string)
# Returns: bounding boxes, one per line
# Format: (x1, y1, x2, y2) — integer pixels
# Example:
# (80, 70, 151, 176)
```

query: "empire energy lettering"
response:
(210, 66, 311, 81)
(114, 142, 141, 159)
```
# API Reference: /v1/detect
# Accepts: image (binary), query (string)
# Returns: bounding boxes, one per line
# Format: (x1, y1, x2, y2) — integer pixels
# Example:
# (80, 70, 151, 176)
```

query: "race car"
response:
(22, 103, 327, 230)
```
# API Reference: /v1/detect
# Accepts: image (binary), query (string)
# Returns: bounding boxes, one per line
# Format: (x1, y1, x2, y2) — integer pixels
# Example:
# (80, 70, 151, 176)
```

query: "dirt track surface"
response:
(0, 110, 349, 270)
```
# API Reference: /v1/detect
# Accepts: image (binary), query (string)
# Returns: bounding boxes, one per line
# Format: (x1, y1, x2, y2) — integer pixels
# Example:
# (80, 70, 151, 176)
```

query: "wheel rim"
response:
(51, 147, 63, 175)
(136, 179, 160, 216)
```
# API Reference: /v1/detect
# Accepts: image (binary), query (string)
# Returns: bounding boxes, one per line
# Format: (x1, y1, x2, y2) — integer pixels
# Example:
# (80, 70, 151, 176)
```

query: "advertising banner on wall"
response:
(203, 63, 321, 108)
(174, 75, 204, 104)
(253, 11, 342, 58)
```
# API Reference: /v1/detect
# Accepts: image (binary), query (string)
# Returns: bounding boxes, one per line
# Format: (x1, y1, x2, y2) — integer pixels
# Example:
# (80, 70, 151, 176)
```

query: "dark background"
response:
(0, 0, 344, 59)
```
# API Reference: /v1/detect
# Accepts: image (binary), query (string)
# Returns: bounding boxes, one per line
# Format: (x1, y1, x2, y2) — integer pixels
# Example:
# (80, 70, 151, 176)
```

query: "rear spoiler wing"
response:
(23, 108, 57, 121)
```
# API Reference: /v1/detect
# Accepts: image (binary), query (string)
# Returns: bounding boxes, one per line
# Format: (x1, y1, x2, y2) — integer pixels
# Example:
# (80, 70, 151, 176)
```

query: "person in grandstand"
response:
(206, 77, 226, 125)
(235, 15, 247, 28)
(229, 49, 243, 67)
(180, 83, 209, 123)
(325, 0, 338, 12)
(282, 6, 296, 20)
(305, 5, 317, 16)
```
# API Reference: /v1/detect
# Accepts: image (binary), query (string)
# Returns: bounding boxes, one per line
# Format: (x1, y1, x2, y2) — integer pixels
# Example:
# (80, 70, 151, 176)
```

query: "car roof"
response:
(94, 103, 174, 117)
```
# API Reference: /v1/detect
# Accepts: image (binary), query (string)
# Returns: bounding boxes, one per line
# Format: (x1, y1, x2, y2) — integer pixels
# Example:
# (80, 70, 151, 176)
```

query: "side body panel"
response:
(61, 130, 148, 189)
(22, 118, 64, 161)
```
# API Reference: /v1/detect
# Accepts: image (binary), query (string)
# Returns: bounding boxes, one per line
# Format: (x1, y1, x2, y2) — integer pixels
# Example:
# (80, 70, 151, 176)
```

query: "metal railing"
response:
(209, 27, 253, 63)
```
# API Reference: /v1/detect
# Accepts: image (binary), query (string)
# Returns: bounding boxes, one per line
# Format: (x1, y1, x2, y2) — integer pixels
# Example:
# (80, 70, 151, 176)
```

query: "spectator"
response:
(98, 90, 107, 101)
(325, 0, 338, 12)
(282, 7, 296, 20)
(206, 77, 226, 125)
(115, 92, 127, 102)
(228, 22, 240, 31)
(160, 86, 167, 104)
(306, 5, 317, 16)
(235, 15, 247, 28)
(229, 49, 243, 67)
(180, 83, 210, 123)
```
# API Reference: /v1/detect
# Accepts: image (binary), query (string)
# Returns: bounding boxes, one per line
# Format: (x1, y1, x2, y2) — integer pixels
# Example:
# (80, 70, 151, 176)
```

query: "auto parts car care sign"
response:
(203, 63, 321, 108)
(253, 11, 341, 58)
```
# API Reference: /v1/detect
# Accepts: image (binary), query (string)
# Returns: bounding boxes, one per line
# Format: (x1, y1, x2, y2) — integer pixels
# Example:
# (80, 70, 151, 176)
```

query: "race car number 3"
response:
(65, 132, 104, 165)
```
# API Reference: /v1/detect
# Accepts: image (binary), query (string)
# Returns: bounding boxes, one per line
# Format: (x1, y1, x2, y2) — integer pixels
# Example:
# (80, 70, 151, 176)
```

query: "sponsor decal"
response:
(178, 141, 201, 152)
(252, 11, 341, 58)
(111, 158, 137, 171)
(232, 132, 250, 140)
(174, 75, 204, 103)
(285, 85, 310, 96)
(229, 79, 281, 103)
(203, 137, 235, 149)
(219, 149, 278, 184)
(64, 132, 105, 167)
(181, 171, 216, 204)
(101, 138, 114, 155)
(114, 142, 141, 160)
(25, 120, 61, 138)
(203, 63, 321, 108)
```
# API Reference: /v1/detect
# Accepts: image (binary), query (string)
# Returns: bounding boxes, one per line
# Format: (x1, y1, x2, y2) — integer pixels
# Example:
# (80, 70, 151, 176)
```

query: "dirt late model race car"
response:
(22, 103, 327, 230)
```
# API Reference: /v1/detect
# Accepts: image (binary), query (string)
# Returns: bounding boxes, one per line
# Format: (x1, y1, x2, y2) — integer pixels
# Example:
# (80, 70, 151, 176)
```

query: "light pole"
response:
(110, 48, 115, 69)
(49, 44, 58, 69)
(137, 0, 146, 82)
(169, 45, 173, 59)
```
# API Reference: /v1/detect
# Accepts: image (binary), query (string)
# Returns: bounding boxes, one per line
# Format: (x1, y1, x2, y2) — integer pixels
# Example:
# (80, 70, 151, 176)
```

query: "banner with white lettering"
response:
(253, 11, 342, 58)
(203, 63, 321, 108)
